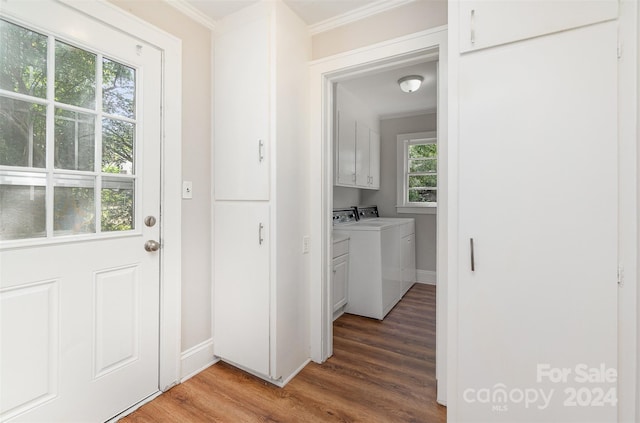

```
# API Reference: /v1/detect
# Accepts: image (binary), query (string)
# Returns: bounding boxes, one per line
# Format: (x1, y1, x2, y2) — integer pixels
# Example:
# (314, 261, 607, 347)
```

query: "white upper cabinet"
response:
(458, 0, 618, 53)
(369, 130, 380, 189)
(355, 120, 371, 188)
(214, 12, 270, 200)
(336, 110, 356, 185)
(334, 85, 379, 190)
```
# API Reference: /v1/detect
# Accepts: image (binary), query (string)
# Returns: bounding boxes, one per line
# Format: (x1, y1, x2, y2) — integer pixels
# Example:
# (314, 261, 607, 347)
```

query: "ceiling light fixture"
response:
(398, 75, 424, 93)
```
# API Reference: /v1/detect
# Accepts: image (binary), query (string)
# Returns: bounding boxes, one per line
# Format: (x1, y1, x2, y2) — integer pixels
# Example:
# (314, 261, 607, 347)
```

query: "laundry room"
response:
(331, 59, 439, 321)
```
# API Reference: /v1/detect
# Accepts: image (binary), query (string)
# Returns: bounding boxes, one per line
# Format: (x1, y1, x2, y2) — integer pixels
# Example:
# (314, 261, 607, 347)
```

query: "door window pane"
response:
(102, 178, 134, 231)
(102, 58, 135, 119)
(54, 178, 95, 235)
(54, 109, 95, 171)
(55, 41, 96, 109)
(102, 118, 134, 174)
(0, 19, 47, 98)
(0, 97, 46, 168)
(0, 184, 46, 240)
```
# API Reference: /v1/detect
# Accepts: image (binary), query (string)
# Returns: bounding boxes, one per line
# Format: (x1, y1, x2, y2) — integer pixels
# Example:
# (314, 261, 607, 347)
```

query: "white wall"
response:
(311, 0, 447, 60)
(361, 113, 437, 274)
(109, 0, 213, 372)
(333, 186, 360, 208)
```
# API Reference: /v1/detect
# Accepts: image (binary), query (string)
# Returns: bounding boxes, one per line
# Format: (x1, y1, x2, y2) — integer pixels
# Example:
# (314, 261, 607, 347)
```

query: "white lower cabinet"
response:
(214, 203, 270, 376)
(401, 232, 416, 297)
(332, 237, 349, 320)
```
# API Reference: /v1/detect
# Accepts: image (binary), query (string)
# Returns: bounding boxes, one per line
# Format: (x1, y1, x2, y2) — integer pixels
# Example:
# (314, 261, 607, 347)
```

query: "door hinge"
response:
(617, 264, 624, 287)
(617, 43, 622, 59)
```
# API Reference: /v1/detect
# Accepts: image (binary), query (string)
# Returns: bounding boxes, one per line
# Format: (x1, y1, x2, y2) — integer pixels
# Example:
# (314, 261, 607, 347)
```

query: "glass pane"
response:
(409, 143, 437, 159)
(102, 58, 135, 119)
(55, 41, 96, 109)
(102, 178, 134, 232)
(0, 184, 46, 240)
(54, 109, 95, 171)
(0, 97, 46, 168)
(54, 186, 95, 235)
(409, 158, 436, 173)
(409, 189, 437, 203)
(102, 118, 134, 174)
(409, 175, 437, 188)
(0, 19, 47, 98)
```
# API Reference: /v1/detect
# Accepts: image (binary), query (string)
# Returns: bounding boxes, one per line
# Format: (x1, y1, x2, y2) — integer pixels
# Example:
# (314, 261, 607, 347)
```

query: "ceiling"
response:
(339, 61, 437, 119)
(184, 0, 382, 25)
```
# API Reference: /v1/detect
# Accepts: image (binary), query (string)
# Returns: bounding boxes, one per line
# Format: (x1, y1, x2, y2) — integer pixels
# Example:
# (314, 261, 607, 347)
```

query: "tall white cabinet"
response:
(213, 0, 310, 385)
(452, 1, 622, 422)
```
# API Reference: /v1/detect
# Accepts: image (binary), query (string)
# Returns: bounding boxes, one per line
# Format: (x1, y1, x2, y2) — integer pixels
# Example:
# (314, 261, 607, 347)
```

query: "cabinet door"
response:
(214, 18, 270, 200)
(355, 120, 370, 187)
(459, 0, 617, 53)
(369, 129, 380, 189)
(401, 233, 416, 294)
(456, 22, 617, 422)
(332, 254, 349, 312)
(336, 109, 356, 185)
(214, 203, 270, 376)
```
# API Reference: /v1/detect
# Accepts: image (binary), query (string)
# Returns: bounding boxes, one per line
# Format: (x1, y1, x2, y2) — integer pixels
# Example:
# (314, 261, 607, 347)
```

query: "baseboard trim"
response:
(416, 269, 436, 285)
(180, 338, 218, 382)
(278, 358, 312, 387)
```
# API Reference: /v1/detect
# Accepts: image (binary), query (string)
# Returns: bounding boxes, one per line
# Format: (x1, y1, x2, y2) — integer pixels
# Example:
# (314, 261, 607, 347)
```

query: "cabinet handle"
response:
(470, 9, 476, 45)
(259, 223, 264, 245)
(352, 173, 356, 182)
(258, 139, 265, 162)
(470, 238, 475, 271)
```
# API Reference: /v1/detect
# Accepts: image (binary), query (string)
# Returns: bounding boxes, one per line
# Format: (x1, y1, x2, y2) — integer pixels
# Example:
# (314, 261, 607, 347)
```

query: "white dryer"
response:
(333, 207, 413, 320)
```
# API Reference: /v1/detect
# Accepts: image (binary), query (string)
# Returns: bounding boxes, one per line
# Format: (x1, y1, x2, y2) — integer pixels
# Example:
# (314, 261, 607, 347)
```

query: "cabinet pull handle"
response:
(470, 238, 475, 271)
(470, 9, 476, 45)
(352, 173, 356, 182)
(259, 223, 264, 245)
(258, 139, 265, 162)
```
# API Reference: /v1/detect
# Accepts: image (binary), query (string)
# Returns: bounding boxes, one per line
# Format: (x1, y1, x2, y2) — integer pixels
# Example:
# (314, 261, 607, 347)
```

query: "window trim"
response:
(396, 131, 437, 215)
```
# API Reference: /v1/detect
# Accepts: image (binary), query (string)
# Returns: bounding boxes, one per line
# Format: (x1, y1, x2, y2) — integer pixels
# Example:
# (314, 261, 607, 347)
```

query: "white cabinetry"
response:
(334, 88, 379, 190)
(400, 226, 416, 297)
(213, 1, 310, 385)
(458, 0, 617, 53)
(332, 236, 349, 320)
(336, 110, 356, 185)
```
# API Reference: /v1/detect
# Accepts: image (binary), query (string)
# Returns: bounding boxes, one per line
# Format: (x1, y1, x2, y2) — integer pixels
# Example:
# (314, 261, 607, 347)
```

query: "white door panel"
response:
(457, 22, 617, 422)
(355, 120, 370, 187)
(0, 2, 161, 421)
(336, 109, 356, 185)
(214, 16, 270, 201)
(459, 0, 618, 53)
(213, 203, 270, 376)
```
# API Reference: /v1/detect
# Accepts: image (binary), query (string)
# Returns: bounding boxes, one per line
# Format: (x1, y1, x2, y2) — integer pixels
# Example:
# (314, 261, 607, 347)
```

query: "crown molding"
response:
(163, 0, 217, 31)
(308, 0, 415, 35)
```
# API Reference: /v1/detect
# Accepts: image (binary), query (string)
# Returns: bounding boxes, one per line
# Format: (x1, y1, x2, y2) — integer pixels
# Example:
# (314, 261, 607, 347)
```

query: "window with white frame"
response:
(396, 131, 437, 214)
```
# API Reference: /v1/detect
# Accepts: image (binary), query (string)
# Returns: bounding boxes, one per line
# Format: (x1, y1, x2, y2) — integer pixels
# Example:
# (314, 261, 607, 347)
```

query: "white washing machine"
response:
(332, 207, 414, 320)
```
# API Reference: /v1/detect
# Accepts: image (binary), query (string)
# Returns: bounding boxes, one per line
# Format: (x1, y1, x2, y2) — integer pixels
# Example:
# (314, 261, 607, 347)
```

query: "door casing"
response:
(308, 26, 449, 404)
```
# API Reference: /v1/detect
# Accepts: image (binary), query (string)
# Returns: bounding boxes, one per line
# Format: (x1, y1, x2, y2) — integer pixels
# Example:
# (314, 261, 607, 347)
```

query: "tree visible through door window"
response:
(396, 132, 437, 213)
(0, 18, 137, 240)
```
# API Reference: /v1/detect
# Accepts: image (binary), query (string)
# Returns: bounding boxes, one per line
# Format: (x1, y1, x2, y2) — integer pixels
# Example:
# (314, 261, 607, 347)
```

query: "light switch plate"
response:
(182, 181, 193, 199)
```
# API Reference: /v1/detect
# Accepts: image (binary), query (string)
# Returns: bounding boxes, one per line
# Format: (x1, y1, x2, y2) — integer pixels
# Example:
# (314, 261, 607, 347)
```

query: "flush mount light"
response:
(398, 75, 424, 93)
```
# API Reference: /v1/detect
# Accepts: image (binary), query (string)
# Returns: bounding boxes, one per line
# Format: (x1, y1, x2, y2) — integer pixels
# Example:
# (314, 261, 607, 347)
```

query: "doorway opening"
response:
(308, 26, 448, 405)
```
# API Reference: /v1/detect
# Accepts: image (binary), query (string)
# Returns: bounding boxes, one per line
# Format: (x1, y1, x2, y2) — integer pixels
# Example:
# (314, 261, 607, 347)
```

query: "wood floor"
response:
(120, 284, 445, 423)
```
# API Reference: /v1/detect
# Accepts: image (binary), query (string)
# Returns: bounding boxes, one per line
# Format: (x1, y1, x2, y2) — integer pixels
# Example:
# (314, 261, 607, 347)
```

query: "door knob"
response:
(144, 240, 160, 252)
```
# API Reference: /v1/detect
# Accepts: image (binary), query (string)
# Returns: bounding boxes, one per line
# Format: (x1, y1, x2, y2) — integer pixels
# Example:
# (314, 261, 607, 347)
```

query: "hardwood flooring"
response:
(119, 284, 445, 423)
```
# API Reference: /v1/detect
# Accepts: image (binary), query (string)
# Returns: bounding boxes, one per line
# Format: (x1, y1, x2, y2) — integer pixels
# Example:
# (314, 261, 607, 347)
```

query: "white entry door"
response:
(0, 2, 162, 422)
(456, 19, 618, 423)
